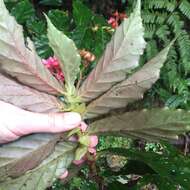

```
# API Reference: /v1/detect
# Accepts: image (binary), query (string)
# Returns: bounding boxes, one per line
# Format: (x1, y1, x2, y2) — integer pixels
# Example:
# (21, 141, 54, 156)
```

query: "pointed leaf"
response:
(79, 0, 146, 102)
(46, 16, 81, 93)
(88, 109, 190, 141)
(0, 141, 76, 190)
(0, 0, 63, 95)
(0, 133, 59, 181)
(75, 145, 88, 161)
(86, 43, 172, 118)
(79, 135, 90, 146)
(0, 73, 61, 113)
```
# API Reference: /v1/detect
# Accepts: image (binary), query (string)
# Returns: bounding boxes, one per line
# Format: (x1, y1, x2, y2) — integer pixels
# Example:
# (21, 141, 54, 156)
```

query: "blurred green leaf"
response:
(48, 10, 70, 34)
(101, 147, 190, 189)
(39, 0, 62, 6)
(26, 18, 46, 35)
(11, 0, 35, 24)
(135, 174, 181, 190)
(33, 35, 53, 58)
(72, 0, 111, 58)
(108, 181, 127, 190)
(73, 1, 93, 26)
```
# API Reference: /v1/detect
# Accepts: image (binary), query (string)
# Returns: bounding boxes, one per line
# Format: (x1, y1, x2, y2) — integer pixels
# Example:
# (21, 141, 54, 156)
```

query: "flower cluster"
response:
(60, 122, 98, 180)
(42, 56, 64, 82)
(69, 122, 98, 164)
(108, 11, 127, 29)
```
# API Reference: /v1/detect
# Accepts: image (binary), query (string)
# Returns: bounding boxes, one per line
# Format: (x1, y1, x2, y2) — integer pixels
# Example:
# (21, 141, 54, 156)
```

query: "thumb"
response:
(15, 111, 81, 135)
(46, 112, 82, 133)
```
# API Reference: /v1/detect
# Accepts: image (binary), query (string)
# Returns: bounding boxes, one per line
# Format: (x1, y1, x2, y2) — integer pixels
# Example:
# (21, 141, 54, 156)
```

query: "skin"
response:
(0, 100, 81, 144)
(0, 100, 98, 179)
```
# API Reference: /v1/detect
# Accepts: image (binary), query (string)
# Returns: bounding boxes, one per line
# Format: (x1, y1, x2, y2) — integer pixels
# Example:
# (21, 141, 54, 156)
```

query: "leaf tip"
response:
(135, 0, 141, 13)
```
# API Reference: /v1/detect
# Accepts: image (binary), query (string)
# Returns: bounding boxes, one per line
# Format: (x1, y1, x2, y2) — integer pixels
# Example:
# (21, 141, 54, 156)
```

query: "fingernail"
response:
(59, 170, 68, 179)
(80, 122, 88, 132)
(63, 112, 81, 125)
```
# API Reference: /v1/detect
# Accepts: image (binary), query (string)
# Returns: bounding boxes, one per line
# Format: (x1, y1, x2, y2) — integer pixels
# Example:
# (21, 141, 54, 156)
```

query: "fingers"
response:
(59, 170, 69, 180)
(46, 112, 82, 133)
(0, 124, 20, 144)
(0, 101, 82, 142)
(15, 111, 81, 135)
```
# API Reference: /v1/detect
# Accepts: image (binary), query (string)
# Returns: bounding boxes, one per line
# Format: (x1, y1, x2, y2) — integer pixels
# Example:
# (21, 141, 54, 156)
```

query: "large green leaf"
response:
(46, 16, 81, 94)
(101, 147, 190, 189)
(79, 0, 146, 102)
(88, 108, 190, 141)
(0, 73, 61, 113)
(73, 1, 107, 27)
(11, 0, 34, 25)
(48, 10, 70, 35)
(0, 0, 63, 95)
(86, 43, 172, 118)
(134, 174, 180, 190)
(0, 141, 76, 190)
(73, 0, 95, 27)
(0, 134, 59, 181)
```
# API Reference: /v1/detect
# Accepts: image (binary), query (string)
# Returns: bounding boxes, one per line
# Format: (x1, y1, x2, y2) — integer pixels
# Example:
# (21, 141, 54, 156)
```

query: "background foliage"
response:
(4, 0, 190, 189)
(134, 0, 190, 109)
(5, 0, 190, 110)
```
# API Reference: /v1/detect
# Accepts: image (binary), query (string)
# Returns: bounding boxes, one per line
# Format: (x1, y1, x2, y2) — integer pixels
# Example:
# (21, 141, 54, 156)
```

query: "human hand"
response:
(0, 101, 98, 180)
(0, 101, 81, 144)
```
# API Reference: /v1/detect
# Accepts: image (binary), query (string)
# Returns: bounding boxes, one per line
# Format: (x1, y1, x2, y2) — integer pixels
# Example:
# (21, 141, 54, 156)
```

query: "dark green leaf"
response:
(11, 0, 35, 24)
(48, 10, 70, 34)
(108, 181, 127, 190)
(39, 0, 62, 6)
(136, 174, 181, 190)
(101, 147, 190, 189)
(73, 1, 94, 27)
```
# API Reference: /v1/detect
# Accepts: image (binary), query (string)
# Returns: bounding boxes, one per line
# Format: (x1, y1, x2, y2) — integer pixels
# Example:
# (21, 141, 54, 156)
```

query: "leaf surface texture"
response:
(0, 134, 59, 182)
(0, 74, 61, 113)
(79, 0, 146, 102)
(88, 108, 190, 141)
(0, 141, 76, 190)
(86, 44, 171, 118)
(46, 16, 81, 92)
(0, 0, 63, 95)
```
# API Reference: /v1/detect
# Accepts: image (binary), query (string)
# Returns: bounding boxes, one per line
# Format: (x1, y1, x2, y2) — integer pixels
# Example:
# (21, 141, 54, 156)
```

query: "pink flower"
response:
(42, 56, 64, 82)
(107, 17, 118, 29)
(56, 70, 65, 81)
(108, 17, 116, 25)
(107, 11, 127, 29)
(89, 135, 98, 148)
(73, 135, 98, 165)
